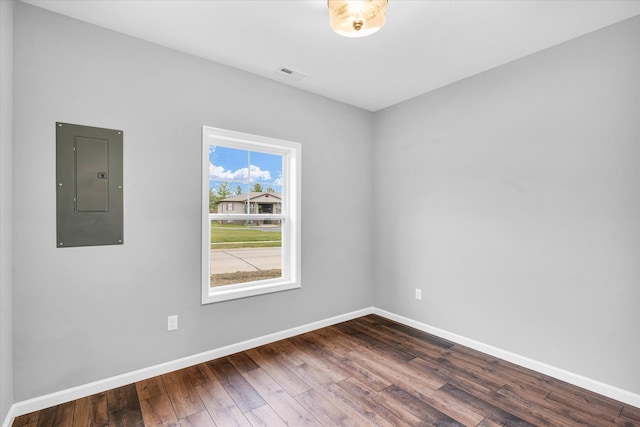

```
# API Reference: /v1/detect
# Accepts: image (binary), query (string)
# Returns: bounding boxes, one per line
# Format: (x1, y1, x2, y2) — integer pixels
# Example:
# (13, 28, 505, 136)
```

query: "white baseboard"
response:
(4, 305, 638, 427)
(7, 307, 375, 420)
(373, 308, 640, 408)
(1, 405, 15, 427)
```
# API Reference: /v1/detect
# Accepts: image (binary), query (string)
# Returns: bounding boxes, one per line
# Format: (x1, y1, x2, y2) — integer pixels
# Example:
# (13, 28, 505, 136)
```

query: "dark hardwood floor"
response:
(13, 315, 640, 426)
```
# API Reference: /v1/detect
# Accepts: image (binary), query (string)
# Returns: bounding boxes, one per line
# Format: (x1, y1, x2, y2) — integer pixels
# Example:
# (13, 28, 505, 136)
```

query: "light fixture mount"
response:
(328, 0, 388, 38)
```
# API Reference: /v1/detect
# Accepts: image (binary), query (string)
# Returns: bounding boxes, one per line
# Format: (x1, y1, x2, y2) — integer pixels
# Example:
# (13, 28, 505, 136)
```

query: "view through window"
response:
(202, 127, 301, 303)
(209, 146, 283, 287)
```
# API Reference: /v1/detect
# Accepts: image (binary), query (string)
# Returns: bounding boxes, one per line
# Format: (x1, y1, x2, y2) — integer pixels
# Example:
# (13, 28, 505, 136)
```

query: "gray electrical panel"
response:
(56, 122, 123, 247)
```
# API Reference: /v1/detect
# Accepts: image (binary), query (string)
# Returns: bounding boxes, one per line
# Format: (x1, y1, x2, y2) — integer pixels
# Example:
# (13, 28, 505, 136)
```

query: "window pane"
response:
(209, 146, 283, 213)
(209, 146, 247, 212)
(209, 220, 283, 287)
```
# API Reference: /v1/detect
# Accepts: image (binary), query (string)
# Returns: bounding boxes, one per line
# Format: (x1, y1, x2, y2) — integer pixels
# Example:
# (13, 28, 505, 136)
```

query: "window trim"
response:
(201, 126, 301, 304)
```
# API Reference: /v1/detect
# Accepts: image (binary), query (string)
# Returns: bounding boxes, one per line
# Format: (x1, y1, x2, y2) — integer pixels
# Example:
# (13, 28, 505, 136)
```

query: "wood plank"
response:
(207, 357, 266, 413)
(302, 329, 357, 358)
(183, 363, 217, 387)
(227, 351, 260, 374)
(448, 342, 504, 365)
(245, 346, 311, 396)
(380, 380, 485, 427)
(12, 412, 39, 427)
(456, 349, 566, 402)
(135, 377, 167, 401)
(475, 418, 511, 427)
(543, 377, 625, 417)
(395, 333, 449, 361)
(498, 384, 635, 427)
(431, 350, 505, 392)
(336, 354, 392, 392)
(106, 384, 144, 427)
(295, 388, 359, 427)
(244, 405, 287, 427)
(496, 384, 602, 426)
(243, 368, 321, 426)
(288, 335, 352, 383)
(332, 322, 416, 364)
(289, 362, 343, 390)
(73, 392, 108, 427)
(381, 384, 464, 426)
(56, 402, 76, 427)
(34, 402, 74, 427)
(363, 314, 455, 349)
(410, 355, 499, 398)
(350, 316, 410, 344)
(441, 348, 553, 400)
(438, 382, 535, 426)
(195, 380, 252, 426)
(345, 346, 447, 392)
(178, 410, 216, 427)
(139, 393, 179, 427)
(546, 389, 625, 420)
(326, 382, 399, 427)
(423, 387, 486, 426)
(161, 370, 205, 420)
(337, 377, 425, 426)
(34, 407, 57, 427)
(265, 340, 306, 369)
(347, 317, 410, 347)
(288, 362, 391, 426)
(457, 344, 616, 413)
(621, 404, 640, 422)
(320, 383, 397, 427)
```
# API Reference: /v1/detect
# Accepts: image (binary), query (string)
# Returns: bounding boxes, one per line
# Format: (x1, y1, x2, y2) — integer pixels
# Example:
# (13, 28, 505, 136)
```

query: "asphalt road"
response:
(210, 247, 281, 274)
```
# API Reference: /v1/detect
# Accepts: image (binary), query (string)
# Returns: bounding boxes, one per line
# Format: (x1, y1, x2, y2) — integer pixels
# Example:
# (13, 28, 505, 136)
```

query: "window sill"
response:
(202, 279, 300, 304)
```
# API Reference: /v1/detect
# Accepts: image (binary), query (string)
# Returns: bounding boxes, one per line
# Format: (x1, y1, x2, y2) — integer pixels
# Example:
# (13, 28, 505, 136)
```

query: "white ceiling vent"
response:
(276, 66, 306, 82)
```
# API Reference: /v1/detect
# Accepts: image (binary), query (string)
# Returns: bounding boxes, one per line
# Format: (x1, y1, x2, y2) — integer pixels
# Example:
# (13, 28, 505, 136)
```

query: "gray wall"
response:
(373, 15, 640, 393)
(0, 0, 15, 422)
(12, 2, 374, 400)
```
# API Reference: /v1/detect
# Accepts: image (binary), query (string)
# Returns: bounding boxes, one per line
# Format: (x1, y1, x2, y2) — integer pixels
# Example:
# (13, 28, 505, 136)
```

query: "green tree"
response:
(209, 188, 216, 213)
(217, 182, 232, 199)
(210, 182, 232, 212)
(266, 186, 275, 193)
(235, 185, 243, 195)
(251, 183, 263, 192)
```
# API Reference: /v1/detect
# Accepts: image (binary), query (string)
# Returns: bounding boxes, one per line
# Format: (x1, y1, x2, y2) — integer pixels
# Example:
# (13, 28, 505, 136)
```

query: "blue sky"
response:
(209, 145, 283, 194)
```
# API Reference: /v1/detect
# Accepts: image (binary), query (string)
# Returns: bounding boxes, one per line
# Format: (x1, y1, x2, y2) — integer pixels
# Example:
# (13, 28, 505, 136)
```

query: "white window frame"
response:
(202, 126, 301, 304)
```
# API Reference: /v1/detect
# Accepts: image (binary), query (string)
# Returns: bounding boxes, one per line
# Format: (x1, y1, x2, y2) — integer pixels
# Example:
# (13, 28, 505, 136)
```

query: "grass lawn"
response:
(211, 222, 282, 249)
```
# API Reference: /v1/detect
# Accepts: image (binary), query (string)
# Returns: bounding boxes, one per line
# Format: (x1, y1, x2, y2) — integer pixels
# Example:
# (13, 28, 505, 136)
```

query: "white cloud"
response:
(209, 163, 271, 182)
(247, 165, 272, 181)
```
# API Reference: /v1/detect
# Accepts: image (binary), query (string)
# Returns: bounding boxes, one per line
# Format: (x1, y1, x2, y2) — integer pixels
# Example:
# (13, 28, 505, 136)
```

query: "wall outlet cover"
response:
(168, 315, 178, 331)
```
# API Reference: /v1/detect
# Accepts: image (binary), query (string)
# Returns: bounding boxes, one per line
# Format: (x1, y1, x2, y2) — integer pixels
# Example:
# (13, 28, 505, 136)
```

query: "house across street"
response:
(217, 192, 282, 225)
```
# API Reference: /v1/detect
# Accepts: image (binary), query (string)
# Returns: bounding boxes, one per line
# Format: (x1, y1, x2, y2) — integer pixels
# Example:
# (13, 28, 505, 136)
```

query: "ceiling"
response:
(22, 0, 640, 112)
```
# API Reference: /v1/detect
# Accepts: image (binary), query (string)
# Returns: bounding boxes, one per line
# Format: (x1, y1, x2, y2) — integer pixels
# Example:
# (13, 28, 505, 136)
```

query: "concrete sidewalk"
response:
(211, 247, 281, 274)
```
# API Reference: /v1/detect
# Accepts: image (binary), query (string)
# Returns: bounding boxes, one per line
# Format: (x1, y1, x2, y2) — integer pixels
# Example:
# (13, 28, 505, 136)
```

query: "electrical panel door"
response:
(56, 122, 123, 247)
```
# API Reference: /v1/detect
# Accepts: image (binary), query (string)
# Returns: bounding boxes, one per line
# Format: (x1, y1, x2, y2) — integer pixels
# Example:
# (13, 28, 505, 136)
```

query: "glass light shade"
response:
(328, 0, 388, 38)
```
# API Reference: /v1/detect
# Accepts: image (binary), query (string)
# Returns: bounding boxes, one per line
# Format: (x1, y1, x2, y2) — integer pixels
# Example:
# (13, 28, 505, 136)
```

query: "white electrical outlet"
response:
(167, 315, 178, 331)
(415, 288, 422, 300)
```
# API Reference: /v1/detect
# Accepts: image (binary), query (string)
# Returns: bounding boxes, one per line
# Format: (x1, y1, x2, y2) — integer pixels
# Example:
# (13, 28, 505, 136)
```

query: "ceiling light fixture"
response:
(328, 0, 388, 38)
